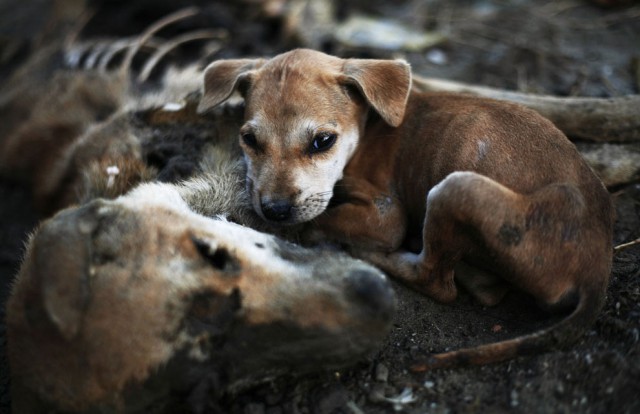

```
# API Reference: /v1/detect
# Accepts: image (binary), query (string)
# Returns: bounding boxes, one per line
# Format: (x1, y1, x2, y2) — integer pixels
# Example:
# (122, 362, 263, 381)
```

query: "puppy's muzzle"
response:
(260, 198, 293, 222)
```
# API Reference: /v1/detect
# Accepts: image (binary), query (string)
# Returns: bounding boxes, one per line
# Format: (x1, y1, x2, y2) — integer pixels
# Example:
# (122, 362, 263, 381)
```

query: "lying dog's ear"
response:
(197, 58, 265, 113)
(32, 205, 98, 341)
(341, 59, 411, 127)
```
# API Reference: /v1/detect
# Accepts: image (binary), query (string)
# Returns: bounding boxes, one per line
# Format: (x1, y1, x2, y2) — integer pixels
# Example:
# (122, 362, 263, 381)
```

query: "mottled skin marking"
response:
(374, 195, 394, 215)
(198, 49, 614, 371)
(498, 223, 523, 246)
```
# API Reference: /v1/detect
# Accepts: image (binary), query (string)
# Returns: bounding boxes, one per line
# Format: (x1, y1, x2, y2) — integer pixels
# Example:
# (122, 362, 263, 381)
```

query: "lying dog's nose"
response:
(347, 269, 396, 320)
(261, 199, 292, 222)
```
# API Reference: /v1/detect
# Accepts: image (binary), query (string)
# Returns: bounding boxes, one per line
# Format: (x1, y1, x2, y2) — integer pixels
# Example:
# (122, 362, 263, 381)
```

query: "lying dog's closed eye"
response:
(199, 48, 615, 369)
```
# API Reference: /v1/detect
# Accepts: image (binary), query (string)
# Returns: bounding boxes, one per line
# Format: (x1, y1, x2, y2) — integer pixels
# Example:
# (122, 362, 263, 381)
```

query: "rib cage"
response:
(0, 8, 245, 218)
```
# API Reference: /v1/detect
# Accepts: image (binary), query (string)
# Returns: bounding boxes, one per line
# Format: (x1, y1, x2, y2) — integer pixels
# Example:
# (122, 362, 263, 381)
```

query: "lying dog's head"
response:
(198, 49, 411, 224)
(7, 184, 395, 413)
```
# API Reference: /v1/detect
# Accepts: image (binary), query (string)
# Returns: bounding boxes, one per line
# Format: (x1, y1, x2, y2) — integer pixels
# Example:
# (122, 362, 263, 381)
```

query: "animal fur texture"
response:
(7, 185, 394, 413)
(198, 48, 614, 369)
(1, 15, 395, 414)
(2, 9, 621, 412)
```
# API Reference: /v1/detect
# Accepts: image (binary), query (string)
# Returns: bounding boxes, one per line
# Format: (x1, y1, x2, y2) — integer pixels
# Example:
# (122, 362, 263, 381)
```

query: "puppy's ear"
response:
(341, 59, 411, 127)
(197, 58, 265, 113)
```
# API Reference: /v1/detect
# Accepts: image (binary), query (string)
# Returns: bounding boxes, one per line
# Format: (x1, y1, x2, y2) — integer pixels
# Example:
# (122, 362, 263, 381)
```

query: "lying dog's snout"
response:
(261, 199, 293, 222)
(347, 269, 396, 320)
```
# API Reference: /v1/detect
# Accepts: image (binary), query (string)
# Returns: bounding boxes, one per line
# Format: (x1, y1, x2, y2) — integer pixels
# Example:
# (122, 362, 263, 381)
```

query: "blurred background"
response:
(1, 1, 639, 413)
(1, 0, 639, 96)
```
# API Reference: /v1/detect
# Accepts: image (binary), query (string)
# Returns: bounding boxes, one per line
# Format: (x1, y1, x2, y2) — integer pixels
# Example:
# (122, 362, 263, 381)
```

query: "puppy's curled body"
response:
(199, 49, 614, 369)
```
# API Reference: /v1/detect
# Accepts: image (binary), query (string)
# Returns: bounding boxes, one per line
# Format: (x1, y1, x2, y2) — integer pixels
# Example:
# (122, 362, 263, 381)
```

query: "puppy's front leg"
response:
(308, 177, 407, 252)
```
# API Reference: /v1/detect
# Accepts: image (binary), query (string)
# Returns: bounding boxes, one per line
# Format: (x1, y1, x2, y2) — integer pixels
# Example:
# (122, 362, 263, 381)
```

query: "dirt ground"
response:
(1, 0, 640, 413)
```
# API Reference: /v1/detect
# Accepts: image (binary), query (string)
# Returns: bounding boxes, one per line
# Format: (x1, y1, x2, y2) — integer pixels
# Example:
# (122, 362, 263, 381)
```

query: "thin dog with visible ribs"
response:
(3, 14, 396, 413)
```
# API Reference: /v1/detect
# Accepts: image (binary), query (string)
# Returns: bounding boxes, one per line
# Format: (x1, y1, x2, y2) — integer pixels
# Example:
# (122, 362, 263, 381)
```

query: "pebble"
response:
(510, 390, 519, 407)
(375, 363, 389, 382)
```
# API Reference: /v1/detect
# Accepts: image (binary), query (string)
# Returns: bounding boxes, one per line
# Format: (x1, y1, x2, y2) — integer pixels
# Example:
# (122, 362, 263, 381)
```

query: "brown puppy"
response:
(198, 49, 614, 368)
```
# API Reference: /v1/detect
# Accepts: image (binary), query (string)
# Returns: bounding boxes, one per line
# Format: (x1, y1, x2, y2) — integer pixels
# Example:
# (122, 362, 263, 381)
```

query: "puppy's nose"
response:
(347, 269, 396, 320)
(261, 199, 293, 222)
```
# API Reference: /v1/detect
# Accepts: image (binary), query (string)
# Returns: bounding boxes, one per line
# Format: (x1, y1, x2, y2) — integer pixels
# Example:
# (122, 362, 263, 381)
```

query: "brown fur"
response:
(8, 190, 394, 412)
(3, 32, 396, 413)
(199, 48, 615, 368)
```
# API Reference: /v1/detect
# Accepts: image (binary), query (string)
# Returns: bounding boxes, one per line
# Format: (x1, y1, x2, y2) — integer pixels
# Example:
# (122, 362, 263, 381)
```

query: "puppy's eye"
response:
(310, 132, 337, 154)
(241, 132, 258, 149)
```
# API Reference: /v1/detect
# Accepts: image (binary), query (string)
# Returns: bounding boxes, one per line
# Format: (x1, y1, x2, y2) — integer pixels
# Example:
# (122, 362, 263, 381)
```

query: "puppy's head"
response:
(198, 49, 411, 224)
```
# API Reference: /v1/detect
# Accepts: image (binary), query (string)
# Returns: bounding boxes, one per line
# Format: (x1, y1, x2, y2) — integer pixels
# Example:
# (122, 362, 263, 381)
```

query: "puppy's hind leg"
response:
(359, 171, 530, 303)
(362, 170, 613, 368)
(357, 172, 509, 302)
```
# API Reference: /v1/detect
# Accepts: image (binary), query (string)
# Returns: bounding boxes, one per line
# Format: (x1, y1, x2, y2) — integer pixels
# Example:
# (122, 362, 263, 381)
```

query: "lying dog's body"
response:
(2, 30, 395, 412)
(7, 183, 394, 413)
(199, 49, 615, 368)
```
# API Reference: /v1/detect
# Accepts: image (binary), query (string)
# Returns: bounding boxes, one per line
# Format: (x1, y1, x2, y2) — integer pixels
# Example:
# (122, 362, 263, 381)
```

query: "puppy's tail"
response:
(411, 281, 607, 371)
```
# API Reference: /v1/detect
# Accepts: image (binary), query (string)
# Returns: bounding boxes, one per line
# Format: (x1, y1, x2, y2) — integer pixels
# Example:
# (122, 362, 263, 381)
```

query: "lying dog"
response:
(7, 182, 395, 413)
(3, 20, 396, 411)
(198, 48, 615, 368)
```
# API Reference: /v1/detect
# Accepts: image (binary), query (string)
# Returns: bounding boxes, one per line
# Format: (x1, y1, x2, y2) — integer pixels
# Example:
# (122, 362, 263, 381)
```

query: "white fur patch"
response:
(427, 171, 478, 203)
(120, 182, 193, 214)
(162, 101, 185, 112)
(292, 127, 360, 222)
(117, 182, 302, 282)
